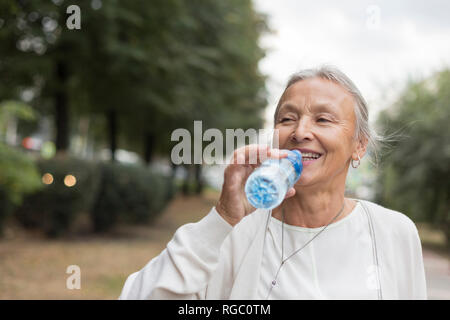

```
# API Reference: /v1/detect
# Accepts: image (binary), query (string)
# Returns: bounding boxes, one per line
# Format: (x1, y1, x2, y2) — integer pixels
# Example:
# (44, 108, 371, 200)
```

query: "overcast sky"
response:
(253, 0, 450, 127)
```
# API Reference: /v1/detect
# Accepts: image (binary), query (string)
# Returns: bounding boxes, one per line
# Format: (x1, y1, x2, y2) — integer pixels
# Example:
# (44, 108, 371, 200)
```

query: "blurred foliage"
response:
(91, 162, 173, 232)
(0, 101, 41, 235)
(15, 157, 100, 237)
(375, 69, 450, 247)
(0, 143, 41, 205)
(13, 157, 174, 237)
(0, 143, 42, 234)
(0, 100, 36, 125)
(0, 0, 269, 236)
(0, 0, 268, 162)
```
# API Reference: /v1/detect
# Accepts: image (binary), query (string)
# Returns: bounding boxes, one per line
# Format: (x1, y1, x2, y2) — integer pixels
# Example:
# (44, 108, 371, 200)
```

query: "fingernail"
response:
(274, 149, 287, 157)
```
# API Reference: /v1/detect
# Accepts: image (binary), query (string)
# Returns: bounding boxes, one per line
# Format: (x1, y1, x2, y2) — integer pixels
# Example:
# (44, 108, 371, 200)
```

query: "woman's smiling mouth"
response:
(294, 148, 323, 165)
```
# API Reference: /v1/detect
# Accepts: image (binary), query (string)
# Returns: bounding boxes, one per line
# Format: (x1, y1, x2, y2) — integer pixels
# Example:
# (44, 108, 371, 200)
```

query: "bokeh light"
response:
(42, 173, 54, 185)
(64, 174, 77, 187)
(41, 141, 56, 159)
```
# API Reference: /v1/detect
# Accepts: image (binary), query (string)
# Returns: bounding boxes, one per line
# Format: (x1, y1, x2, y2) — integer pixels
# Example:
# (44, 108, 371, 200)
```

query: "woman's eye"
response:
(280, 118, 293, 123)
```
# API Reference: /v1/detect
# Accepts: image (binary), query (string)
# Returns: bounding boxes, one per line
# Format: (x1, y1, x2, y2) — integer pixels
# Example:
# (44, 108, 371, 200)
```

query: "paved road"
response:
(423, 248, 450, 300)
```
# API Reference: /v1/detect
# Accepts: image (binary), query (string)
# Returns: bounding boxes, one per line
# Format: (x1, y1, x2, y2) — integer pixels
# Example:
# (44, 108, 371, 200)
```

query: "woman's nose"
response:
(291, 118, 314, 142)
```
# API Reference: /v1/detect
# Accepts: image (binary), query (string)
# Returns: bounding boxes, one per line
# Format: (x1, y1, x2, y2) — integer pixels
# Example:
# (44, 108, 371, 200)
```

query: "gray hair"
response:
(274, 65, 384, 166)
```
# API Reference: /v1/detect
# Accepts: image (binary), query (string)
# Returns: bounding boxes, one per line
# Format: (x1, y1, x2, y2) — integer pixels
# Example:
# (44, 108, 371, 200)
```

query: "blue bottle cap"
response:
(285, 149, 303, 178)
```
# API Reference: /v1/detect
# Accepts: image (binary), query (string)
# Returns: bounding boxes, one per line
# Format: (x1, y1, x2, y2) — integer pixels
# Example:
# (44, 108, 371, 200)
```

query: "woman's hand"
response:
(216, 144, 296, 227)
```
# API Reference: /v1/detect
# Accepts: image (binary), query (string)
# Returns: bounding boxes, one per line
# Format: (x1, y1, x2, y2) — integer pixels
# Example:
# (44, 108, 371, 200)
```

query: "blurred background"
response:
(0, 0, 448, 299)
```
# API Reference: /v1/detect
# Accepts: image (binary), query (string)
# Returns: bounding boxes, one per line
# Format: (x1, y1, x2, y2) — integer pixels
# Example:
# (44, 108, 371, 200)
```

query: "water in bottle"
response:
(245, 149, 303, 210)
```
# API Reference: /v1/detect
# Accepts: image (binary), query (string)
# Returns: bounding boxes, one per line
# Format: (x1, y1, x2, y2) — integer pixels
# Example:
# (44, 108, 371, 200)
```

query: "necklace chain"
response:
(265, 200, 346, 300)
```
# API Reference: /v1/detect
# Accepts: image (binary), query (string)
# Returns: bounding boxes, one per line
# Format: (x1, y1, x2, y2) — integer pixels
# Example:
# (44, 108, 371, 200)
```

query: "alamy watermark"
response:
(170, 121, 279, 165)
(66, 265, 81, 290)
(366, 265, 381, 290)
(366, 5, 381, 30)
(66, 5, 81, 30)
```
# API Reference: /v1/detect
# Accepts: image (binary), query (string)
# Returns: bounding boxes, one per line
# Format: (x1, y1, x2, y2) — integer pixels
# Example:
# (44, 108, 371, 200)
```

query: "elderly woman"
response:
(119, 66, 427, 300)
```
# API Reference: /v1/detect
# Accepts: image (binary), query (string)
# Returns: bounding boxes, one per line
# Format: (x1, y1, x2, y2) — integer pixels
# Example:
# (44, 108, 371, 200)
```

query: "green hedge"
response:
(91, 162, 173, 232)
(15, 157, 100, 237)
(14, 158, 174, 237)
(0, 187, 14, 235)
(0, 143, 42, 236)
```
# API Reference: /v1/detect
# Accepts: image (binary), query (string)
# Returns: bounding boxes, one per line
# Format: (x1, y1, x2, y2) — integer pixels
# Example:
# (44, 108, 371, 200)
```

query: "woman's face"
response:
(274, 77, 365, 188)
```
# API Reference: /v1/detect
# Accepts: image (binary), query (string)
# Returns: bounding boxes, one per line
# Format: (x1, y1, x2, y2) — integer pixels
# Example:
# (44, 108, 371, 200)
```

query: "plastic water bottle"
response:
(245, 149, 303, 210)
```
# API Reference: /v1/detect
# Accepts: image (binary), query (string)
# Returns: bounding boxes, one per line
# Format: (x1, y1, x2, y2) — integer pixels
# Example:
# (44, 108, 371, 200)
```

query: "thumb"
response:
(284, 187, 296, 199)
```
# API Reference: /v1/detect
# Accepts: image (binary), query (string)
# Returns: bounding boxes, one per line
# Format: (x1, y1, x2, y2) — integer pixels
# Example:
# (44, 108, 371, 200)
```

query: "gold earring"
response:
(351, 154, 361, 168)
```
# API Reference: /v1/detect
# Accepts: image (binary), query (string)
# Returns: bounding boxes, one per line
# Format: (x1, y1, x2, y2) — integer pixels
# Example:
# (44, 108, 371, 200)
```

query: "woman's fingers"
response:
(231, 144, 287, 166)
(218, 145, 292, 226)
(284, 187, 296, 199)
(268, 148, 288, 159)
(231, 144, 267, 165)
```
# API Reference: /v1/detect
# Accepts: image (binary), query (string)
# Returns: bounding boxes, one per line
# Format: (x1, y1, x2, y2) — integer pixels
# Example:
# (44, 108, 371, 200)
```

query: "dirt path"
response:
(422, 248, 450, 300)
(0, 191, 448, 299)
(0, 192, 219, 299)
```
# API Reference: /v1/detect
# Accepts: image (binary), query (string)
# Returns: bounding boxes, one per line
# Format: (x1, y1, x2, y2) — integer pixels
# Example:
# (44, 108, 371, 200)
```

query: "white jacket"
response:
(119, 199, 427, 299)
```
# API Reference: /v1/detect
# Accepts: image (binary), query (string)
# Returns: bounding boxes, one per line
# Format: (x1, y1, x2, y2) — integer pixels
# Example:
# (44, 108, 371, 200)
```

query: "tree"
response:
(375, 69, 450, 247)
(0, 0, 269, 174)
(0, 101, 42, 235)
(159, 0, 269, 193)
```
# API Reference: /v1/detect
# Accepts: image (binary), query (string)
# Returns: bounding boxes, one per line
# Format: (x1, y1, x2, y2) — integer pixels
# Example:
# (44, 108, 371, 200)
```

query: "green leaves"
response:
(0, 143, 42, 205)
(0, 101, 41, 210)
(0, 100, 37, 125)
(376, 69, 450, 244)
(0, 0, 268, 160)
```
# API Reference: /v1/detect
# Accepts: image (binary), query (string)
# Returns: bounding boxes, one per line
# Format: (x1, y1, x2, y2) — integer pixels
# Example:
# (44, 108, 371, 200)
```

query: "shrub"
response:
(0, 143, 42, 236)
(91, 163, 173, 232)
(15, 156, 100, 237)
(14, 157, 175, 236)
(0, 187, 14, 235)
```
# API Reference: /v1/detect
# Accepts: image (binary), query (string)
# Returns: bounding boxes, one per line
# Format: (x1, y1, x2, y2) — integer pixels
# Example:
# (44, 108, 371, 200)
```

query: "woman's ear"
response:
(353, 136, 368, 160)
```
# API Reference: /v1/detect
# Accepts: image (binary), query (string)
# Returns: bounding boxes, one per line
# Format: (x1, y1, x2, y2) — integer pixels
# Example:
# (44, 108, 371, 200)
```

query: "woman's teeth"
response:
(302, 152, 321, 161)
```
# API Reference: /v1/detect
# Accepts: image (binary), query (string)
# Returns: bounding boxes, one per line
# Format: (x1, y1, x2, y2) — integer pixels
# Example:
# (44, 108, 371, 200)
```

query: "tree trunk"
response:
(182, 164, 191, 195)
(108, 109, 117, 162)
(194, 164, 204, 194)
(144, 132, 155, 165)
(55, 61, 69, 151)
(166, 162, 178, 200)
